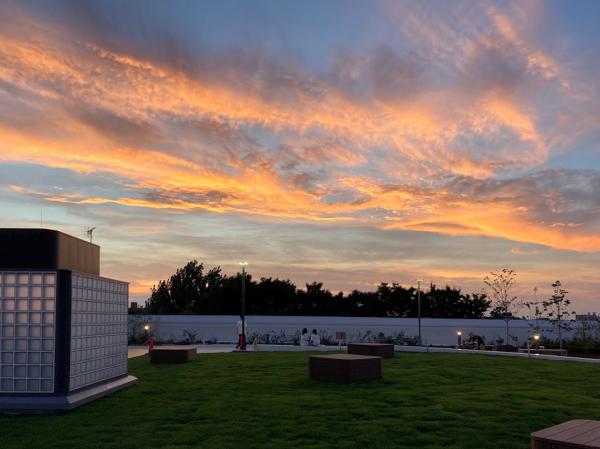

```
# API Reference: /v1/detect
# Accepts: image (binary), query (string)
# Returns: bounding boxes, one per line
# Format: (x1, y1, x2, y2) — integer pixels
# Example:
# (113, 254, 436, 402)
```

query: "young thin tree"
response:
(542, 280, 575, 351)
(523, 286, 545, 334)
(484, 268, 520, 345)
(483, 268, 520, 317)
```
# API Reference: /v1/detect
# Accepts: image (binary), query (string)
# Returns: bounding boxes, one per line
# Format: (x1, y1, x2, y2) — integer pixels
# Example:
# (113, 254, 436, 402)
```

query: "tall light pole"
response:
(239, 262, 248, 350)
(532, 286, 539, 335)
(416, 279, 423, 346)
(502, 311, 512, 346)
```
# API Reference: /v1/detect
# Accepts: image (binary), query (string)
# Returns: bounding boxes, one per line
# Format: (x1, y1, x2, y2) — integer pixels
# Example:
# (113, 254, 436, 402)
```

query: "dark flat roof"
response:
(0, 228, 100, 275)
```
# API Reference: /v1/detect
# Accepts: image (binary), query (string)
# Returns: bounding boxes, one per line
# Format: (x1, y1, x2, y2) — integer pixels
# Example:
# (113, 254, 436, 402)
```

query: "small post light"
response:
(144, 324, 154, 352)
(528, 333, 540, 357)
(456, 330, 462, 347)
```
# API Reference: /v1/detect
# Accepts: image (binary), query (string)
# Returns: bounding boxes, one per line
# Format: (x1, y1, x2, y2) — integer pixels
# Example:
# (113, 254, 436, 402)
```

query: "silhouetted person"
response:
(309, 329, 320, 346)
(300, 328, 310, 346)
(236, 316, 247, 350)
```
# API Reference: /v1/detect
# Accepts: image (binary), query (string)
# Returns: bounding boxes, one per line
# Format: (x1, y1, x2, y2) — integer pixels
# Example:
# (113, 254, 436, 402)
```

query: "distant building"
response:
(576, 313, 599, 321)
(0, 228, 136, 412)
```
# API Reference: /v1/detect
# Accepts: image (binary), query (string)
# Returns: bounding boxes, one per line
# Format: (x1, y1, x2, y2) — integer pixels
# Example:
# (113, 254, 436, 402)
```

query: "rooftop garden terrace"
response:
(1, 352, 599, 449)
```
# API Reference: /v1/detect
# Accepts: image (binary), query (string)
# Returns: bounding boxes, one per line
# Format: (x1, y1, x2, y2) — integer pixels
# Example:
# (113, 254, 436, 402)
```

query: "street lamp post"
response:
(239, 262, 248, 350)
(502, 312, 513, 346)
(533, 286, 539, 330)
(416, 279, 423, 346)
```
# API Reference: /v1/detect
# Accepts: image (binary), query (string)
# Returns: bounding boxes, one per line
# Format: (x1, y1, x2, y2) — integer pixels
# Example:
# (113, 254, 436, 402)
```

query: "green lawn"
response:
(1, 352, 600, 449)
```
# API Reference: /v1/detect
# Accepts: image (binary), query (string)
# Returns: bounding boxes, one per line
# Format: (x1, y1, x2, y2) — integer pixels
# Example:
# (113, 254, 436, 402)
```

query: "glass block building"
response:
(0, 229, 137, 412)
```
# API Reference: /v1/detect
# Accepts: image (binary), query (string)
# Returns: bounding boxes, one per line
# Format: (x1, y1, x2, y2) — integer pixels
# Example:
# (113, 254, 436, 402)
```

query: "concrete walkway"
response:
(129, 344, 600, 364)
(394, 345, 600, 364)
(128, 347, 149, 358)
(128, 343, 343, 358)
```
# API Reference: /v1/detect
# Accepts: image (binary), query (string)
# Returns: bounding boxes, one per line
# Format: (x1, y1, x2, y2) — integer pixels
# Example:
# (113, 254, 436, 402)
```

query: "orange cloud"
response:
(0, 2, 598, 256)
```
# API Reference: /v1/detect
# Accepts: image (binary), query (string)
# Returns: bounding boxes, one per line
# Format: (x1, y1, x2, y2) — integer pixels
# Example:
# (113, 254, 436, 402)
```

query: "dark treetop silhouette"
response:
(141, 260, 490, 318)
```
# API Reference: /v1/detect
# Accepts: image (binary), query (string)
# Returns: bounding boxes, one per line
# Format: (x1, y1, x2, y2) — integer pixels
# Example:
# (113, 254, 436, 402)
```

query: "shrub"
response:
(180, 329, 201, 345)
(128, 319, 151, 344)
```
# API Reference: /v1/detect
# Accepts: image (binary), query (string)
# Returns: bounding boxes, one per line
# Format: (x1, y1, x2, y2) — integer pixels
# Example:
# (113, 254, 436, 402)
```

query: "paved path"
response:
(129, 344, 600, 363)
(394, 345, 600, 364)
(128, 347, 149, 358)
(128, 344, 343, 358)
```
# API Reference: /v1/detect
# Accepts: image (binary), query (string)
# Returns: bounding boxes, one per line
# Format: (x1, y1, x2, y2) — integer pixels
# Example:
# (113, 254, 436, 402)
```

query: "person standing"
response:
(236, 316, 248, 350)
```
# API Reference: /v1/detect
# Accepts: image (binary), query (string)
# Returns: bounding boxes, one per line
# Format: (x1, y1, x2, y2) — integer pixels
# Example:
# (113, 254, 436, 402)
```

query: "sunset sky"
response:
(0, 0, 599, 311)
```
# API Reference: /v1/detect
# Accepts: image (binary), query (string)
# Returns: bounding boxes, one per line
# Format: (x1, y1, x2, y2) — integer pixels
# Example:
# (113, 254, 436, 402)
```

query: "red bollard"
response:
(148, 336, 155, 353)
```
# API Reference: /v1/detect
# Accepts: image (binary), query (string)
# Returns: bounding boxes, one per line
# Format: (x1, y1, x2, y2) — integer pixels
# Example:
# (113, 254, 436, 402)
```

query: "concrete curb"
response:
(129, 344, 600, 363)
(394, 345, 600, 364)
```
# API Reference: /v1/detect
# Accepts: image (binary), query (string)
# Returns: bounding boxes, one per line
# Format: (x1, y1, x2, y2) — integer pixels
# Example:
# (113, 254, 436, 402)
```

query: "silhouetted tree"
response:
(146, 280, 173, 314)
(425, 284, 490, 318)
(145, 260, 224, 314)
(144, 260, 491, 317)
(251, 277, 297, 315)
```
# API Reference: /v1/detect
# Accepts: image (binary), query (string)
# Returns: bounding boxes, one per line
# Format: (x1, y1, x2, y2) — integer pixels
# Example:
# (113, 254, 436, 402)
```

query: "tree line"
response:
(139, 260, 491, 318)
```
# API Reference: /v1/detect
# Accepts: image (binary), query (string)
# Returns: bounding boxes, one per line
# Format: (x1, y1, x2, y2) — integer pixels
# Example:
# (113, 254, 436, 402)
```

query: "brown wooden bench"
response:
(348, 343, 394, 358)
(150, 346, 197, 364)
(309, 354, 381, 383)
(532, 420, 600, 448)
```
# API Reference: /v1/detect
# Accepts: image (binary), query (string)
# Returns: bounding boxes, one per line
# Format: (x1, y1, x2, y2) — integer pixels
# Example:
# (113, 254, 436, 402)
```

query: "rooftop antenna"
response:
(85, 226, 96, 244)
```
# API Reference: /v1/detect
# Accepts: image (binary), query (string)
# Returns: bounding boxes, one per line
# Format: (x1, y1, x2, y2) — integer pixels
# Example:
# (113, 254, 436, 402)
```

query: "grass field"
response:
(1, 352, 600, 449)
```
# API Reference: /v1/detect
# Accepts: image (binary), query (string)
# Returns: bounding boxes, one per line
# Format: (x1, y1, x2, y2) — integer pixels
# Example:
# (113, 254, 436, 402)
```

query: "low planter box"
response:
(348, 343, 395, 358)
(532, 419, 600, 448)
(309, 354, 382, 383)
(150, 346, 197, 364)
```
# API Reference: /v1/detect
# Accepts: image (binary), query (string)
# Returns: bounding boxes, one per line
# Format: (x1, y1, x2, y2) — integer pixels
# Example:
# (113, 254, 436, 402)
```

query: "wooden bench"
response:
(347, 343, 394, 358)
(532, 420, 600, 448)
(309, 354, 382, 383)
(150, 346, 197, 364)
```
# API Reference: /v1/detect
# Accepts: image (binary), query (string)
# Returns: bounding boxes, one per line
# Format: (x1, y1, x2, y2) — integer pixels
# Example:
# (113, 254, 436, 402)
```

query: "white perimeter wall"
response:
(129, 315, 572, 346)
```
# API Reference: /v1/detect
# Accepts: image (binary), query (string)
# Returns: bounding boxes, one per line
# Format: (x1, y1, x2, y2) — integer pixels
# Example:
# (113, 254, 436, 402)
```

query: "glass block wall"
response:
(69, 273, 128, 391)
(0, 271, 56, 393)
